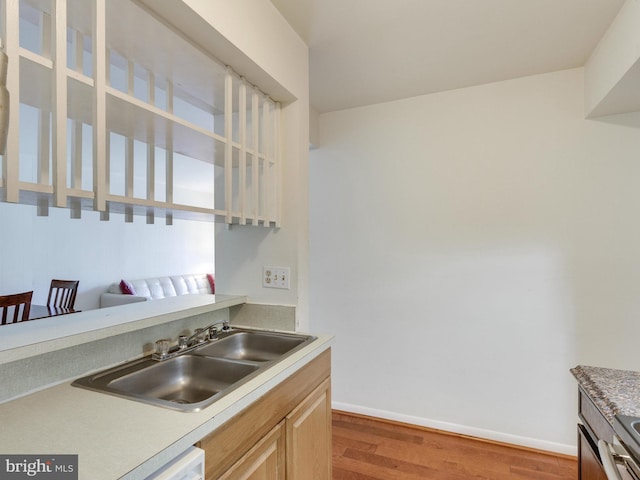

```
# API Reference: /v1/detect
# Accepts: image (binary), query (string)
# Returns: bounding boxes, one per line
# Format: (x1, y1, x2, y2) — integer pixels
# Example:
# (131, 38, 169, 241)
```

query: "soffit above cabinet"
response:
(137, 0, 297, 106)
(584, 0, 640, 118)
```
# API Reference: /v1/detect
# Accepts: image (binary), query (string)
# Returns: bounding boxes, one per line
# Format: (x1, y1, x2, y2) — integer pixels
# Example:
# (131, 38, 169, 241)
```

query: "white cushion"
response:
(172, 276, 190, 295)
(105, 274, 212, 300)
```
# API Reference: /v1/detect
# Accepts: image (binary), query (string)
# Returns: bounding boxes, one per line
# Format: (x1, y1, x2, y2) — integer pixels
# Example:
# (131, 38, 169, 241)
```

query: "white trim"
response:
(332, 401, 577, 457)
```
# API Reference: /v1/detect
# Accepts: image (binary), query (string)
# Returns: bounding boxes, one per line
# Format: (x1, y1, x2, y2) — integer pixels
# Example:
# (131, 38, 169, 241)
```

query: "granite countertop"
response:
(571, 365, 640, 424)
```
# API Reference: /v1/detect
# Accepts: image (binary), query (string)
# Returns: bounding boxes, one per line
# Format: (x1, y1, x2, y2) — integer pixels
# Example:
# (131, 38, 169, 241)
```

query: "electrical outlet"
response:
(263, 266, 290, 289)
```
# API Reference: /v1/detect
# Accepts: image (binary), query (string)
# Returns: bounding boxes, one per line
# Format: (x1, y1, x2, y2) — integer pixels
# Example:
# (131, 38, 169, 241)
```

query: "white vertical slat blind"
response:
(264, 101, 271, 226)
(52, 0, 68, 208)
(165, 79, 173, 226)
(251, 91, 259, 224)
(38, 5, 51, 191)
(146, 70, 155, 225)
(92, 0, 107, 213)
(271, 103, 281, 226)
(0, 0, 281, 226)
(2, 0, 20, 201)
(238, 78, 247, 225)
(224, 66, 233, 224)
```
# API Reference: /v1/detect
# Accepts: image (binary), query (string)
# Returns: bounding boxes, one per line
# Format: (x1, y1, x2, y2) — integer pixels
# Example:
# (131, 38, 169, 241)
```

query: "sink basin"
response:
(193, 331, 309, 362)
(74, 355, 260, 411)
(109, 355, 259, 404)
(72, 328, 316, 412)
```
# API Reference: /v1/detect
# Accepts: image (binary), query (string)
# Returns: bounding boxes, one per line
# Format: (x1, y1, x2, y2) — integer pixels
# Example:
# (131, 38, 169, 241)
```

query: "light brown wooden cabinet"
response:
(286, 378, 332, 480)
(198, 349, 331, 480)
(218, 422, 286, 480)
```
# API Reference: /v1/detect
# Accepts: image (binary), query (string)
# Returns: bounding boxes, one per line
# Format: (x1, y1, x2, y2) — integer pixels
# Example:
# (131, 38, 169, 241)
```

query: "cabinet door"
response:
(286, 378, 332, 480)
(219, 422, 285, 480)
(578, 425, 607, 480)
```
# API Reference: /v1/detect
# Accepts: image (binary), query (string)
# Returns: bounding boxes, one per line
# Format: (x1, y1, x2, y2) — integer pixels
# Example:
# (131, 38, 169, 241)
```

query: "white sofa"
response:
(100, 274, 214, 308)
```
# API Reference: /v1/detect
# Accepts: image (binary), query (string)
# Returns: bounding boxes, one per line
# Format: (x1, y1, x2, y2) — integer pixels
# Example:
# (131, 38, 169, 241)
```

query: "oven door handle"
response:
(598, 439, 625, 480)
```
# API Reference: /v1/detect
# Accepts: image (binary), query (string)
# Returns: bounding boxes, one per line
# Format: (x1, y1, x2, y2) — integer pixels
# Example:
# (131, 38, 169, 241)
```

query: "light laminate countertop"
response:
(0, 332, 333, 479)
(571, 365, 640, 424)
(0, 294, 248, 362)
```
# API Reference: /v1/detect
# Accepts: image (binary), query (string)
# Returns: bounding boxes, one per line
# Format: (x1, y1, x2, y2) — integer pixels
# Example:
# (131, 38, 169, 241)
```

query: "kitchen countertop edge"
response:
(0, 294, 248, 363)
(571, 365, 640, 424)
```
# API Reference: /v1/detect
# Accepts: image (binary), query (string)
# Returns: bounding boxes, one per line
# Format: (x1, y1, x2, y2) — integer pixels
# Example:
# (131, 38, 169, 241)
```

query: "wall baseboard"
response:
(332, 401, 577, 457)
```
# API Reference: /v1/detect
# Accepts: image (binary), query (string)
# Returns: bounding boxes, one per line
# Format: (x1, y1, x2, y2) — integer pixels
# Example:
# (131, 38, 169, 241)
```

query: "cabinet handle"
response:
(598, 439, 624, 480)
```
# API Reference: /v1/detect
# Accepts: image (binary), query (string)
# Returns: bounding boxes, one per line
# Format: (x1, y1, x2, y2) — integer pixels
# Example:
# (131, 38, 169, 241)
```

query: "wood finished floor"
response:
(332, 411, 577, 480)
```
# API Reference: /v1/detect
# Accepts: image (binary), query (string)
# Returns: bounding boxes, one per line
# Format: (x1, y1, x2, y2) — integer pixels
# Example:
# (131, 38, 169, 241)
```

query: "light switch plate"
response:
(263, 266, 290, 289)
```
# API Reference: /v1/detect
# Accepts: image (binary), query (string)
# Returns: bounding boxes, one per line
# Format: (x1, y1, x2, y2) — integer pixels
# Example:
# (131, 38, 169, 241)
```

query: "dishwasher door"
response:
(598, 439, 640, 480)
(145, 446, 205, 480)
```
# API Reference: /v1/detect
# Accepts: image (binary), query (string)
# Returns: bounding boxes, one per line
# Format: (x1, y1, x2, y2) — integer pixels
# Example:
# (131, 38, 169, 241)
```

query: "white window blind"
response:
(0, 0, 281, 226)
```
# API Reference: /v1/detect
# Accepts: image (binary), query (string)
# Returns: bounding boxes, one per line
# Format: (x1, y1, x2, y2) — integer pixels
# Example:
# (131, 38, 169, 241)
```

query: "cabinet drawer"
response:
(579, 387, 614, 444)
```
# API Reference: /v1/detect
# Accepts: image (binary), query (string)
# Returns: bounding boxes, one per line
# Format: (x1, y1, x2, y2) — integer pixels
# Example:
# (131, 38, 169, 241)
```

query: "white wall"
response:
(309, 68, 640, 452)
(0, 202, 214, 309)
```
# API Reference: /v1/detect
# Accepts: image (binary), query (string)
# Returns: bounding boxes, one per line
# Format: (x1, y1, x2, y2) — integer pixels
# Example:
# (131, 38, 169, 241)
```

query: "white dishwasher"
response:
(145, 446, 205, 480)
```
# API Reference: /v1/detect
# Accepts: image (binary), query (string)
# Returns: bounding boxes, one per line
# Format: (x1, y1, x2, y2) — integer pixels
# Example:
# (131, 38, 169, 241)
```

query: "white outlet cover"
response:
(263, 266, 290, 289)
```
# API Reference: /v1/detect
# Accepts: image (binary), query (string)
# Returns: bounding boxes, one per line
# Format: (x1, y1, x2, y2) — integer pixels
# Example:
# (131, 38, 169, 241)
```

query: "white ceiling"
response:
(270, 0, 626, 113)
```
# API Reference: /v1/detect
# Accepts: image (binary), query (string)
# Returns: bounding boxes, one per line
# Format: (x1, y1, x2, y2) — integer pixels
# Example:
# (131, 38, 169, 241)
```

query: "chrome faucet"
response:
(181, 320, 231, 348)
(153, 320, 231, 360)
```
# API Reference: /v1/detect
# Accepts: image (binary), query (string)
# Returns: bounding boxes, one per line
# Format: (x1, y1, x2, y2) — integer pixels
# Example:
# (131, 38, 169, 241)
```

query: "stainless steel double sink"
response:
(72, 328, 316, 412)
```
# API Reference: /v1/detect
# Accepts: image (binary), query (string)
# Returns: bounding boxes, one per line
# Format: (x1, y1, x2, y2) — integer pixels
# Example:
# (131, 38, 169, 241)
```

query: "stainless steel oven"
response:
(598, 415, 640, 480)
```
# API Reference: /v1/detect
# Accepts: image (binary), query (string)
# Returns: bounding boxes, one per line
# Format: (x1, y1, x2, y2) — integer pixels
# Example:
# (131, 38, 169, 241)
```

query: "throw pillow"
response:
(206, 274, 215, 294)
(119, 279, 136, 295)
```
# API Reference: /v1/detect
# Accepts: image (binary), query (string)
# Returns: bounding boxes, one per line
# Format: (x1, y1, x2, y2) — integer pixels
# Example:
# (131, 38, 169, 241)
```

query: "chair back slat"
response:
(47, 280, 79, 309)
(0, 291, 33, 325)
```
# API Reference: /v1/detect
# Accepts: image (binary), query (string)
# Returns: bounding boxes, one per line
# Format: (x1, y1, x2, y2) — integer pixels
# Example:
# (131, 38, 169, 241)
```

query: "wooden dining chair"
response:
(0, 291, 33, 325)
(47, 279, 79, 309)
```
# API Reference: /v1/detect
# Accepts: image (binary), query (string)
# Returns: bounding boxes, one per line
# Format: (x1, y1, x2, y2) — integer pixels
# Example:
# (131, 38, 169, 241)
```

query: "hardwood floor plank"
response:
(333, 419, 424, 444)
(333, 433, 378, 453)
(556, 457, 579, 477)
(374, 433, 513, 465)
(333, 466, 382, 480)
(332, 411, 577, 480)
(334, 455, 440, 480)
(343, 448, 440, 477)
(510, 465, 573, 480)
